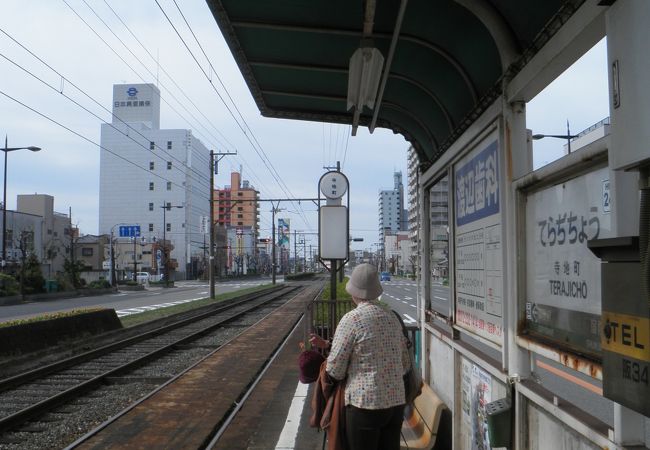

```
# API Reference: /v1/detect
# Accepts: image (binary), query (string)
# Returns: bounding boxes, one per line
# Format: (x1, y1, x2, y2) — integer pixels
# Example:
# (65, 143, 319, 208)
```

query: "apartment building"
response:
(378, 171, 407, 254)
(214, 172, 260, 274)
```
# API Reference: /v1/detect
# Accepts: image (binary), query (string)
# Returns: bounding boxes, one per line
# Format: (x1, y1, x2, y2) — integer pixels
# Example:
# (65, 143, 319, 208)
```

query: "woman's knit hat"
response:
(345, 263, 383, 300)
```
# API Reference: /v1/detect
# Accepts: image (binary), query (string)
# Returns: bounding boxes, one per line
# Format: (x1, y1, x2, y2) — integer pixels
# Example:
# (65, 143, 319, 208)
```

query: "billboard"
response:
(278, 218, 290, 250)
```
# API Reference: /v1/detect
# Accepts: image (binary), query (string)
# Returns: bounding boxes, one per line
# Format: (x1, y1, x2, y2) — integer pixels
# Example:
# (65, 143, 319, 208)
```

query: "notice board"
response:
(454, 137, 504, 346)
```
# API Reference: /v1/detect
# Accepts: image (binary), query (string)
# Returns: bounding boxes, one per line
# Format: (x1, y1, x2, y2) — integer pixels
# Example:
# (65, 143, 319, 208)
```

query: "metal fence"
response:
(305, 299, 355, 344)
(304, 299, 419, 353)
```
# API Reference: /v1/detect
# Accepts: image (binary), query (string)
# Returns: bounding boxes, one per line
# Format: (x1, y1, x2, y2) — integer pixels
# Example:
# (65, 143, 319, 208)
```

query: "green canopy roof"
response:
(207, 0, 585, 167)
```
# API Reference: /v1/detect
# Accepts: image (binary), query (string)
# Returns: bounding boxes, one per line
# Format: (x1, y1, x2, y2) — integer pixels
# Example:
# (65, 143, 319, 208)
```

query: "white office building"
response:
(99, 83, 210, 279)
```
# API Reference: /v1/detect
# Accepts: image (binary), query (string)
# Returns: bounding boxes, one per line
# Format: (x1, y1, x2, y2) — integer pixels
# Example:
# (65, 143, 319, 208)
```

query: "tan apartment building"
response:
(214, 172, 260, 274)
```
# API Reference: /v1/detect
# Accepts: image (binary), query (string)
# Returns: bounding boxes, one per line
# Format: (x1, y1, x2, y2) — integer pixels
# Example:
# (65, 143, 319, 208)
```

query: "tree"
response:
(408, 254, 418, 275)
(21, 253, 45, 296)
(64, 258, 85, 289)
(15, 229, 43, 297)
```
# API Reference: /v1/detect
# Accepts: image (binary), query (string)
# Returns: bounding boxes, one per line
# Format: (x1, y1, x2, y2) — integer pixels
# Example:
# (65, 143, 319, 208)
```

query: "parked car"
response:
(380, 271, 391, 281)
(136, 272, 150, 284)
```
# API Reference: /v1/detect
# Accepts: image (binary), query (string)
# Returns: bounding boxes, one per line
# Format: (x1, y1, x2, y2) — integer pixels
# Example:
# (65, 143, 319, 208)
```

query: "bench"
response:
(400, 383, 447, 450)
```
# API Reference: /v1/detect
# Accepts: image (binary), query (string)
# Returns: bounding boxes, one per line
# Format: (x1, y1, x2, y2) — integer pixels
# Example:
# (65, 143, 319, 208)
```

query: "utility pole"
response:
(209, 150, 236, 298)
(209, 150, 215, 299)
(293, 229, 297, 274)
(271, 203, 279, 285)
(132, 236, 137, 281)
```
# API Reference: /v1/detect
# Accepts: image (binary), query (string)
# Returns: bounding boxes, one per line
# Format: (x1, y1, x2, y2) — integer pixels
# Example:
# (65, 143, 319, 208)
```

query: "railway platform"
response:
(68, 283, 326, 450)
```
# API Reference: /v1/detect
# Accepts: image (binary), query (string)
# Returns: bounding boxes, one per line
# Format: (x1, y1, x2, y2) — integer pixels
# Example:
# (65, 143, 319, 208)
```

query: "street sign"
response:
(200, 216, 210, 234)
(119, 225, 141, 237)
(102, 260, 111, 270)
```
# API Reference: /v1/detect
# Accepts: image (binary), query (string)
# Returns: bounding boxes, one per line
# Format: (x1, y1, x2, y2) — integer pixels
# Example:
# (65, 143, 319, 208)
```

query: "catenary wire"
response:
(0, 44, 211, 190)
(155, 0, 314, 232)
(98, 0, 275, 198)
(0, 89, 209, 200)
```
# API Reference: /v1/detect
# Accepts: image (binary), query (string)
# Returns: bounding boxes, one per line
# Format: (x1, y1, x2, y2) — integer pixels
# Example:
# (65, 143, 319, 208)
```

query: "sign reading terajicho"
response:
(524, 166, 610, 357)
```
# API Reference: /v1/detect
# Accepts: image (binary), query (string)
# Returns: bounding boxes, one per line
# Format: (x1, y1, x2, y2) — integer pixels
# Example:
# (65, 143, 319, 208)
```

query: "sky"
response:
(0, 1, 609, 253)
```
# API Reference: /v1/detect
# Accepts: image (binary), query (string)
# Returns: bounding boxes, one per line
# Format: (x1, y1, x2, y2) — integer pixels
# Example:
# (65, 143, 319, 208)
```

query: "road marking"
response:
(404, 296, 413, 300)
(199, 291, 208, 295)
(434, 296, 447, 301)
(402, 301, 408, 304)
(403, 314, 417, 324)
(275, 381, 309, 449)
(409, 304, 416, 308)
(148, 292, 161, 296)
(111, 293, 127, 297)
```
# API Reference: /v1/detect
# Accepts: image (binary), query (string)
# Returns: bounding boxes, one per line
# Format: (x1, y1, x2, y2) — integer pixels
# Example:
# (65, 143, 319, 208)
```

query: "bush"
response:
(0, 273, 19, 297)
(55, 275, 74, 292)
(88, 279, 111, 289)
(125, 280, 138, 286)
(321, 277, 351, 300)
(285, 272, 316, 281)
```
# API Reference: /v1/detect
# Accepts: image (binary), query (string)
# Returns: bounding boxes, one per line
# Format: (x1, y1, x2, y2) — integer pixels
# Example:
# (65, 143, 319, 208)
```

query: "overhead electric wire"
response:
(0, 30, 211, 193)
(60, 0, 246, 189)
(342, 125, 351, 168)
(167, 0, 284, 198)
(156, 0, 315, 232)
(0, 89, 209, 200)
(322, 122, 326, 168)
(99, 0, 237, 155)
(55, 1, 215, 187)
(0, 50, 208, 190)
(98, 0, 275, 199)
(170, 0, 308, 215)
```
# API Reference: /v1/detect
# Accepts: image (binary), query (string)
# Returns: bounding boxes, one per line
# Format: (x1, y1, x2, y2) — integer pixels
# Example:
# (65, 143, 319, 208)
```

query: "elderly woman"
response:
(311, 263, 409, 450)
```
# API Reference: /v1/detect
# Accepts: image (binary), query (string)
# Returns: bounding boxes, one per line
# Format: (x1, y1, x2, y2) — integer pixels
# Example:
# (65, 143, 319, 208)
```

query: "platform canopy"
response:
(206, 0, 590, 167)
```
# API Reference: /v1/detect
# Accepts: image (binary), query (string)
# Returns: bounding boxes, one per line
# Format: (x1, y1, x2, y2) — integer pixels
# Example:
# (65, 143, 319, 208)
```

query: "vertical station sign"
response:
(319, 171, 349, 260)
(454, 137, 504, 345)
(525, 166, 611, 357)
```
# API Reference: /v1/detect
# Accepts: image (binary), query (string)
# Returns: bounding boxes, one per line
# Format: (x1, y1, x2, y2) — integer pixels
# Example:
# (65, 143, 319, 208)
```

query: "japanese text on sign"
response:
(455, 140, 499, 226)
(537, 212, 600, 247)
(454, 136, 504, 346)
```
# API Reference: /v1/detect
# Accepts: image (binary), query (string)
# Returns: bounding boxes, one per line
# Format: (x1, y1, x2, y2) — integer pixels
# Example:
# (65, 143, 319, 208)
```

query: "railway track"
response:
(0, 285, 300, 449)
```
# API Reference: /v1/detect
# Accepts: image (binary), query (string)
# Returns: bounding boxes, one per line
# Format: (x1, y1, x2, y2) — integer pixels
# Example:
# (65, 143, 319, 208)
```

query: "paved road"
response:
(0, 278, 279, 323)
(379, 278, 420, 324)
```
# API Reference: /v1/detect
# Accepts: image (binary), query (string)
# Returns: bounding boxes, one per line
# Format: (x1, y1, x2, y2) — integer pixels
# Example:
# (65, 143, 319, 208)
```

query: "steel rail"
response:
(0, 285, 283, 393)
(0, 286, 298, 433)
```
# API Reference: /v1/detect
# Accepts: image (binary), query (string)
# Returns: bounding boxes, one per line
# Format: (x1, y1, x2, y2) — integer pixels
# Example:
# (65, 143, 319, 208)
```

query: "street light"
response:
(531, 120, 578, 154)
(2, 137, 41, 270)
(160, 202, 183, 286)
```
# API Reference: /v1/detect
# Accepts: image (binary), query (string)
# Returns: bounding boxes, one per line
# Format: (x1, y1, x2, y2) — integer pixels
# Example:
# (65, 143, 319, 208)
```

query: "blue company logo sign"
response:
(126, 87, 138, 97)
